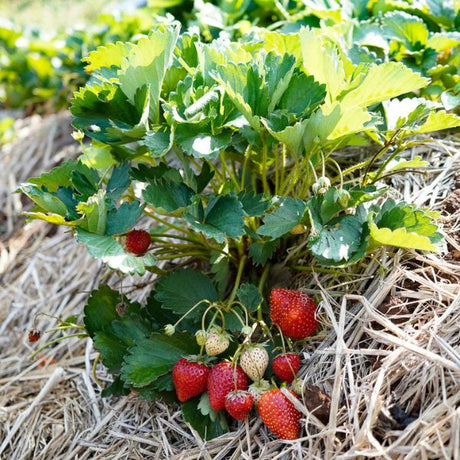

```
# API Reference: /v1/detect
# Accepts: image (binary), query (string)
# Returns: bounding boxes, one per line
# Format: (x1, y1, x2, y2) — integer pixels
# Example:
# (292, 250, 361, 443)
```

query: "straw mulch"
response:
(0, 113, 459, 459)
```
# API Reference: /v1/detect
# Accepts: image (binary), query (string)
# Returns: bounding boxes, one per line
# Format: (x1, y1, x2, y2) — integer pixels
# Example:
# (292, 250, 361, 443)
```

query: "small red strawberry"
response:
(172, 358, 210, 402)
(225, 390, 254, 420)
(207, 362, 248, 411)
(205, 329, 230, 356)
(272, 353, 300, 384)
(240, 345, 269, 381)
(258, 388, 301, 440)
(125, 229, 151, 254)
(270, 288, 318, 340)
(28, 329, 41, 343)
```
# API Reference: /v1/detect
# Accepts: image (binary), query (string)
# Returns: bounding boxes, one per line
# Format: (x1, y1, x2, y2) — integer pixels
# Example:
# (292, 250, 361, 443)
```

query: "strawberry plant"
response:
(19, 7, 460, 440)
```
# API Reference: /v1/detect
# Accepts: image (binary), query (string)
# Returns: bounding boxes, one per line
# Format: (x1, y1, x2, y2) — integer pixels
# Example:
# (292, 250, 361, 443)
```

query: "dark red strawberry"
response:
(207, 362, 248, 411)
(272, 353, 300, 383)
(172, 358, 210, 402)
(125, 229, 151, 254)
(258, 388, 301, 440)
(270, 288, 318, 340)
(225, 390, 253, 420)
(28, 329, 41, 343)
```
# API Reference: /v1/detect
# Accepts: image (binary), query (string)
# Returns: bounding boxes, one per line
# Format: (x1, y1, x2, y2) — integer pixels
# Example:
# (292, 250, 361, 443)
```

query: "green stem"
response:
(261, 137, 270, 194)
(174, 300, 212, 329)
(144, 210, 193, 236)
(257, 263, 271, 322)
(30, 333, 87, 360)
(92, 353, 102, 387)
(227, 255, 247, 305)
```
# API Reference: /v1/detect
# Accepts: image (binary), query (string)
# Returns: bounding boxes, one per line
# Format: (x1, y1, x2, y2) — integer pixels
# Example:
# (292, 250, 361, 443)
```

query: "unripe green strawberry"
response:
(205, 330, 230, 356)
(240, 345, 269, 381)
(195, 329, 208, 346)
(248, 379, 271, 405)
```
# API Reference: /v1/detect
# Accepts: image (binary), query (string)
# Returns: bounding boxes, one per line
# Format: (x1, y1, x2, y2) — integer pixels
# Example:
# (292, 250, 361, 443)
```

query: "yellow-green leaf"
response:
(368, 222, 435, 251)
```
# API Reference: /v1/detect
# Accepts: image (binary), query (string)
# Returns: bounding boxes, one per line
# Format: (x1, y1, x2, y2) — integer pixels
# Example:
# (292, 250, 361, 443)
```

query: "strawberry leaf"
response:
(308, 214, 368, 265)
(75, 229, 156, 275)
(182, 395, 229, 440)
(143, 179, 195, 213)
(257, 198, 306, 240)
(106, 163, 131, 201)
(154, 268, 218, 315)
(248, 240, 279, 265)
(236, 283, 262, 313)
(84, 285, 121, 337)
(106, 201, 143, 236)
(185, 195, 245, 243)
(121, 332, 199, 387)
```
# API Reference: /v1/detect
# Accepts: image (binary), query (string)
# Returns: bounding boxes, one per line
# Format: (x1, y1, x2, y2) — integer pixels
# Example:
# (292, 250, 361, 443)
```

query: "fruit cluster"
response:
(172, 288, 318, 440)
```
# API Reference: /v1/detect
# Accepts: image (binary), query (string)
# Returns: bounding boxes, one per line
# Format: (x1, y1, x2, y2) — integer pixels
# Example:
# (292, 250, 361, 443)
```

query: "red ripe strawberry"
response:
(172, 358, 210, 402)
(225, 390, 254, 420)
(270, 288, 318, 340)
(258, 388, 301, 440)
(272, 353, 300, 383)
(207, 362, 248, 411)
(28, 329, 41, 343)
(125, 229, 151, 254)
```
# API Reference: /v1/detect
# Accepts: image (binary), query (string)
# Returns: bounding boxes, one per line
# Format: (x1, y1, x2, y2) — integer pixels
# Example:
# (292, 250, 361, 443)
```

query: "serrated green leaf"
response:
(28, 160, 75, 192)
(304, 102, 372, 148)
(248, 240, 278, 265)
(238, 191, 272, 217)
(71, 163, 99, 199)
(212, 63, 261, 130)
(185, 195, 245, 243)
(75, 229, 155, 275)
(368, 222, 435, 251)
(257, 198, 306, 239)
(140, 129, 173, 157)
(300, 28, 346, 103)
(277, 72, 327, 117)
(262, 117, 308, 156)
(106, 201, 143, 235)
(94, 332, 128, 373)
(382, 11, 429, 49)
(106, 163, 130, 201)
(182, 395, 229, 440)
(236, 283, 262, 313)
(84, 285, 121, 337)
(407, 110, 460, 134)
(71, 81, 141, 144)
(143, 179, 194, 214)
(374, 200, 440, 241)
(118, 24, 180, 123)
(101, 376, 130, 398)
(176, 129, 232, 158)
(76, 189, 107, 235)
(121, 332, 199, 387)
(20, 185, 68, 216)
(383, 155, 429, 174)
(340, 62, 428, 109)
(84, 41, 134, 74)
(154, 268, 218, 315)
(309, 215, 366, 264)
